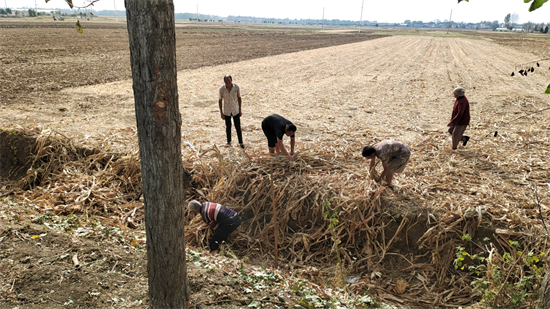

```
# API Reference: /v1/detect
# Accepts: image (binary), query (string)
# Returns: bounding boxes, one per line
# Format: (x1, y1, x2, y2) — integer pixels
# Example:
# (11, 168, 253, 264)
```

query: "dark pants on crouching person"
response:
(224, 115, 243, 144)
(209, 214, 242, 252)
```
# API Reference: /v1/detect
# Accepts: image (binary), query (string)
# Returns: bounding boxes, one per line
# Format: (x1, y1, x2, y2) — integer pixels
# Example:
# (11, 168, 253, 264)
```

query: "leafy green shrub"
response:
(454, 235, 546, 307)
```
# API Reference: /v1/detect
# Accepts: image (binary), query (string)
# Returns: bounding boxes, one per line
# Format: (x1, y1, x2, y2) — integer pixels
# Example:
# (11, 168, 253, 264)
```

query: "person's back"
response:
(374, 140, 409, 163)
(363, 140, 410, 186)
(262, 114, 292, 132)
(188, 200, 241, 254)
(200, 201, 237, 229)
(261, 114, 297, 160)
(450, 96, 470, 126)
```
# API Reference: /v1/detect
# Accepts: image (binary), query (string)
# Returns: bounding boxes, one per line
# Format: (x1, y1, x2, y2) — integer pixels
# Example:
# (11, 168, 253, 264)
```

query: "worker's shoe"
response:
(463, 136, 470, 147)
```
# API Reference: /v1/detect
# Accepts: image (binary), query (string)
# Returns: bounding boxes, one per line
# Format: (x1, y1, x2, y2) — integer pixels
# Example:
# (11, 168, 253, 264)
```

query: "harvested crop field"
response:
(1, 20, 550, 308)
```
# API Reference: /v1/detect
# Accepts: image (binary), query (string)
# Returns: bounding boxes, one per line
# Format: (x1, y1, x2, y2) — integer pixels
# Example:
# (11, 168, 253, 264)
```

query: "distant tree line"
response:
(0, 7, 548, 33)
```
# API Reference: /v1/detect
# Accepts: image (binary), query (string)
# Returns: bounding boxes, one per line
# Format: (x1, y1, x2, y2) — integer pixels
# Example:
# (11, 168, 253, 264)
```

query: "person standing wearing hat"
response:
(448, 87, 470, 150)
(188, 200, 242, 254)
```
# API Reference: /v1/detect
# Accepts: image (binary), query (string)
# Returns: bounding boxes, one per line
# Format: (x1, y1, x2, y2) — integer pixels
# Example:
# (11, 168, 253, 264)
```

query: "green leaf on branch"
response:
(76, 20, 82, 34)
(545, 84, 550, 94)
(528, 0, 548, 11)
(459, 0, 546, 11)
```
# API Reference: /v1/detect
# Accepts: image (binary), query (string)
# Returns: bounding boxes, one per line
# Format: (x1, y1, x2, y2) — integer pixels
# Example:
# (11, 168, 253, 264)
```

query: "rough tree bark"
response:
(124, 1, 188, 308)
(538, 263, 550, 309)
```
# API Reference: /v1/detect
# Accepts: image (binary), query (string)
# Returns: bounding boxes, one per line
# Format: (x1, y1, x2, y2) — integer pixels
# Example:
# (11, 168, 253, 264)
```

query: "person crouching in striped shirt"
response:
(188, 200, 242, 255)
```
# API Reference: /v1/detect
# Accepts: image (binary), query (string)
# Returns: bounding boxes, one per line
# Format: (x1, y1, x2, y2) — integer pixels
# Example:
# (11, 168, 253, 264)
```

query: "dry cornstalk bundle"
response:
(1, 122, 549, 307)
(1, 128, 145, 228)
(181, 127, 550, 306)
(184, 142, 385, 267)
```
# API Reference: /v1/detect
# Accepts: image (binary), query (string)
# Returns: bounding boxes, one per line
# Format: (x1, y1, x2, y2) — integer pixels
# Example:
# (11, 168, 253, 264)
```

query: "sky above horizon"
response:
(5, 0, 550, 24)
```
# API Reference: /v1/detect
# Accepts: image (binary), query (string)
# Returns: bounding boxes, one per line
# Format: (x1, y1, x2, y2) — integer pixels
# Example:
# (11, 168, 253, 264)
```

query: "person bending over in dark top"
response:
(261, 114, 296, 161)
(188, 200, 242, 255)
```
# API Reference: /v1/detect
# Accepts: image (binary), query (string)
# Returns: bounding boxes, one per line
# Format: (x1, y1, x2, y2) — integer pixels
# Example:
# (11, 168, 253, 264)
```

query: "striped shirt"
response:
(200, 202, 237, 230)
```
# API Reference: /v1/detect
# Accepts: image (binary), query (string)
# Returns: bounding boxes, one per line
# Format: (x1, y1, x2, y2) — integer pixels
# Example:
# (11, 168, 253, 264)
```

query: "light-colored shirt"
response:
(219, 83, 241, 116)
(374, 140, 410, 164)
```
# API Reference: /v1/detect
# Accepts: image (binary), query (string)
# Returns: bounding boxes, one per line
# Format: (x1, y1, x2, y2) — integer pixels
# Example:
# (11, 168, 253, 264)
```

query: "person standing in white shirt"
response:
(219, 75, 244, 148)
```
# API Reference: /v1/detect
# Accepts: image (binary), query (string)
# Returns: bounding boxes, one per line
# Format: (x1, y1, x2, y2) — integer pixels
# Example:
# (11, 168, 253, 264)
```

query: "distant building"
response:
(9, 8, 30, 16)
(8, 8, 54, 17)
(399, 24, 409, 27)
(495, 28, 509, 31)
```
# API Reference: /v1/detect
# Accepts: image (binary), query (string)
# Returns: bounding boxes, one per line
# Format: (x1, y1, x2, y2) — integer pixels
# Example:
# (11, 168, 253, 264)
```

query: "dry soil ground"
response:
(1, 20, 391, 309)
(1, 19, 550, 309)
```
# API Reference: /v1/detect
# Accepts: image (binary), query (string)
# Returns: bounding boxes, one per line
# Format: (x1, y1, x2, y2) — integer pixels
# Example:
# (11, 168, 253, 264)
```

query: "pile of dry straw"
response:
(1, 123, 549, 307)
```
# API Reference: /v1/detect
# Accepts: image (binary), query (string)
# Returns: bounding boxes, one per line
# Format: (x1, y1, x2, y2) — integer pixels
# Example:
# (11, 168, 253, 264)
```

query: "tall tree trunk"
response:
(538, 270, 550, 309)
(124, 1, 188, 308)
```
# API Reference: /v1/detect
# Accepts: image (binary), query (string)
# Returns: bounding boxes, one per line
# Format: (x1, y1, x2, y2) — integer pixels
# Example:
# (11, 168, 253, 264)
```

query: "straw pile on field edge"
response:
(1, 124, 549, 307)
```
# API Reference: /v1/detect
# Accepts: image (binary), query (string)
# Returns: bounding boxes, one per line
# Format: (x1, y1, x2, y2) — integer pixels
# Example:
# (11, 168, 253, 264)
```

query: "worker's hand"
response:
(290, 150, 295, 156)
(287, 154, 294, 161)
(220, 113, 225, 120)
(211, 250, 219, 255)
(238, 111, 242, 117)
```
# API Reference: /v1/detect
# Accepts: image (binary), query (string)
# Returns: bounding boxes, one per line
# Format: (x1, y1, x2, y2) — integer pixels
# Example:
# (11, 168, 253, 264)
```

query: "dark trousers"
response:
(224, 114, 243, 144)
(210, 214, 242, 251)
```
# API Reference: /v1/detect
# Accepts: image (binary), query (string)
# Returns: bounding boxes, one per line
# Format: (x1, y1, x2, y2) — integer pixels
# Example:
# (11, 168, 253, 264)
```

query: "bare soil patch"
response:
(0, 21, 386, 106)
(0, 130, 36, 180)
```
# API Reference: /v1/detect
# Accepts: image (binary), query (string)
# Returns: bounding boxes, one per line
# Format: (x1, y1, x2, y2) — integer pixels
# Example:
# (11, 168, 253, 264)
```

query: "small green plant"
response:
(453, 238, 546, 308)
(8, 131, 19, 166)
(353, 294, 379, 308)
(323, 195, 347, 291)
(10, 145, 18, 165)
(220, 243, 238, 259)
(186, 249, 201, 263)
(293, 286, 379, 309)
(32, 212, 53, 225)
